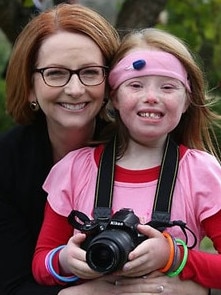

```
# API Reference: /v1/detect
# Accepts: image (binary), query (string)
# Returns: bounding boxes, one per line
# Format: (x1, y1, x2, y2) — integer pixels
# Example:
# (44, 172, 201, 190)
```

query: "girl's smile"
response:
(112, 75, 188, 145)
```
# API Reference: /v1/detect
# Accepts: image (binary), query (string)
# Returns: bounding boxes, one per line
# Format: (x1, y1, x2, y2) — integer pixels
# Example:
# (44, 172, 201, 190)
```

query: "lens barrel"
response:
(86, 229, 135, 273)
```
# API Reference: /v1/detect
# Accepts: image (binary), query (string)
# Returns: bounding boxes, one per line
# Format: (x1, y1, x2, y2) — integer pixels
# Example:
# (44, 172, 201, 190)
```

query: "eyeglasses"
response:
(34, 66, 109, 87)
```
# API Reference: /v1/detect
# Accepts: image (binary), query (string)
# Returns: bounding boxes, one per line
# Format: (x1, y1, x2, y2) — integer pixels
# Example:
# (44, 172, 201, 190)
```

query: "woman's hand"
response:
(57, 274, 164, 295)
(58, 275, 117, 295)
(114, 271, 209, 295)
(57, 273, 208, 295)
(59, 233, 102, 280)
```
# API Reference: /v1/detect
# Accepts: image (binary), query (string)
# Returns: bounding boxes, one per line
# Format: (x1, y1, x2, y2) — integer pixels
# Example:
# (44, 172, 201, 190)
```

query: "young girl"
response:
(32, 28, 221, 291)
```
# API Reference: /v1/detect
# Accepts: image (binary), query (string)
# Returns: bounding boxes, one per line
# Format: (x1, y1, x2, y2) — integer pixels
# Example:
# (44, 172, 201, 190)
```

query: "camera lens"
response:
(87, 242, 118, 271)
(86, 229, 135, 273)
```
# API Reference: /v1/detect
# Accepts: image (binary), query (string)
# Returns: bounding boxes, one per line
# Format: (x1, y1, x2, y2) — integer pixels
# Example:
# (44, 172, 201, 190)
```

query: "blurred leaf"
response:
(0, 79, 14, 131)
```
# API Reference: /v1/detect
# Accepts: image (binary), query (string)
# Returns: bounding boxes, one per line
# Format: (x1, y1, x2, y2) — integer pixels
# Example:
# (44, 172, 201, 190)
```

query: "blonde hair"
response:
(6, 3, 120, 124)
(109, 28, 221, 158)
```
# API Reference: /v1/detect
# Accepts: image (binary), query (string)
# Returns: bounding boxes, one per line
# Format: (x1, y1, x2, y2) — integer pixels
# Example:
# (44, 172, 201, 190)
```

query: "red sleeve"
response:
(32, 202, 73, 285)
(180, 210, 221, 288)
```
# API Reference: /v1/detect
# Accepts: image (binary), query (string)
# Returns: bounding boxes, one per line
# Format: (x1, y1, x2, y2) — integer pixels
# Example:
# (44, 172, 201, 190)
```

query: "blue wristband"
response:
(46, 245, 79, 283)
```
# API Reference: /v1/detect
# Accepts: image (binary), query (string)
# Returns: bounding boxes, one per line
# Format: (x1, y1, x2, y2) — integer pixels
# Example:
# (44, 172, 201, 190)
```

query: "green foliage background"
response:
(157, 0, 221, 93)
(0, 31, 13, 131)
(157, 0, 221, 152)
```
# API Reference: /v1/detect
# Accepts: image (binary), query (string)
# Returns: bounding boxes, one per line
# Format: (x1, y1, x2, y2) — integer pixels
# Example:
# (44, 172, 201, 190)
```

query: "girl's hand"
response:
(59, 233, 102, 280)
(116, 225, 170, 277)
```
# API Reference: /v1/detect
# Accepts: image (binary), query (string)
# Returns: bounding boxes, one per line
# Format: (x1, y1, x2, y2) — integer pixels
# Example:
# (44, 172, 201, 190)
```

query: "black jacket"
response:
(0, 119, 63, 295)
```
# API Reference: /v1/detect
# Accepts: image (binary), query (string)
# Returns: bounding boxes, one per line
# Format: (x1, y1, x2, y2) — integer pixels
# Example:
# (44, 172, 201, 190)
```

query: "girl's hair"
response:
(6, 3, 120, 124)
(109, 28, 221, 158)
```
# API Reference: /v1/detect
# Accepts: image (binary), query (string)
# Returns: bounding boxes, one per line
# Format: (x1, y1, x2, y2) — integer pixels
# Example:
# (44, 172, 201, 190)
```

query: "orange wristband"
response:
(159, 232, 175, 273)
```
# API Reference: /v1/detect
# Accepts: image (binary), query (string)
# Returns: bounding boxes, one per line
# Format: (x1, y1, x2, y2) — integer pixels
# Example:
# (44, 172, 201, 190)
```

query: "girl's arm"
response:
(32, 202, 73, 285)
(117, 211, 221, 289)
(180, 210, 221, 288)
(32, 202, 101, 285)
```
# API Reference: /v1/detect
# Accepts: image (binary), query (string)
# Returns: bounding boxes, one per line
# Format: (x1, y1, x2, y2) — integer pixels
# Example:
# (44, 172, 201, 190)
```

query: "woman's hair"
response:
(109, 28, 221, 158)
(6, 3, 120, 124)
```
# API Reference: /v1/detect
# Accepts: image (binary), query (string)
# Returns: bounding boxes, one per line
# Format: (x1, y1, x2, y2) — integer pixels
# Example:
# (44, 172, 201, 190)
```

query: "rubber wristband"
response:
(167, 239, 188, 277)
(46, 245, 79, 283)
(166, 235, 179, 273)
(159, 232, 175, 273)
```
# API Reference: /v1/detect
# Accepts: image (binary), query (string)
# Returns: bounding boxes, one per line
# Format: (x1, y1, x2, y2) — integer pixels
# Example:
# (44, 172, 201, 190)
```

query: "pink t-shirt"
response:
(43, 145, 221, 249)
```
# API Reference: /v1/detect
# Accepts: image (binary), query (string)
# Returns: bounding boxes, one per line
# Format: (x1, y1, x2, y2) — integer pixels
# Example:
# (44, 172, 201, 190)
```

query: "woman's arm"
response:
(0, 198, 65, 295)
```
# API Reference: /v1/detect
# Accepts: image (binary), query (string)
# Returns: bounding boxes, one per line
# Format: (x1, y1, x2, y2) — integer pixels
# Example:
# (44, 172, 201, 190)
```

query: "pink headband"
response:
(108, 50, 191, 92)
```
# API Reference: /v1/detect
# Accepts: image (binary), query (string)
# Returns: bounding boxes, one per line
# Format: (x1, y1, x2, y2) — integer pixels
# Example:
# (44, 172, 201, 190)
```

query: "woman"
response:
(0, 3, 119, 295)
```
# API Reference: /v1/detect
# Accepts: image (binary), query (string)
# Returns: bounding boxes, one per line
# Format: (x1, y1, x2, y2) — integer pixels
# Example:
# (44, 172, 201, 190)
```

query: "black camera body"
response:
(68, 208, 146, 274)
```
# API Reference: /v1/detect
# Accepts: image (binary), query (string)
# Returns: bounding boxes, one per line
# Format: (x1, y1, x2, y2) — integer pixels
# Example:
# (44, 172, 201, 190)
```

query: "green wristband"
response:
(167, 238, 188, 277)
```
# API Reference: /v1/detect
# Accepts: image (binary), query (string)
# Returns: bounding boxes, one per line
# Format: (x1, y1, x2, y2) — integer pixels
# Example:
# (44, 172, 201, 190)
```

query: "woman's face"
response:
(112, 75, 189, 145)
(29, 31, 106, 132)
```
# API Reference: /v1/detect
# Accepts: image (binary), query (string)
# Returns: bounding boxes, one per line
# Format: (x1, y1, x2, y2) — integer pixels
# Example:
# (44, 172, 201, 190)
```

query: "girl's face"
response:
(29, 31, 106, 132)
(112, 75, 189, 145)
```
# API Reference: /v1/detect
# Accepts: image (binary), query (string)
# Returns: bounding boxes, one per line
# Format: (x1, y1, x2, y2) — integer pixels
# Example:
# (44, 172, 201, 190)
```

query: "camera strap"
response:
(149, 136, 179, 229)
(93, 135, 197, 248)
(93, 135, 178, 226)
(93, 136, 117, 220)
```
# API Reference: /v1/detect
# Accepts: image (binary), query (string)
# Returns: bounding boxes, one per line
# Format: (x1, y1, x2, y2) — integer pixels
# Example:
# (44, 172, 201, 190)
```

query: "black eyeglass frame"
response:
(33, 65, 109, 87)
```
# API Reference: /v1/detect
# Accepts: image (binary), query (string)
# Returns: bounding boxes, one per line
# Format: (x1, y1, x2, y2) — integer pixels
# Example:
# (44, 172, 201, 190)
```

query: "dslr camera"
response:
(68, 208, 146, 274)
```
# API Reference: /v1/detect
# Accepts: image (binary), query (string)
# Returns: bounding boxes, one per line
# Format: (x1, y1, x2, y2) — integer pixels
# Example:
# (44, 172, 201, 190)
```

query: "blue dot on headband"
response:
(132, 59, 146, 70)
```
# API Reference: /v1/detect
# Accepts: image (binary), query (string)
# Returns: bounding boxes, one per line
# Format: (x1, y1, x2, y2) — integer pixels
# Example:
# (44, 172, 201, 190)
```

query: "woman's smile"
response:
(58, 102, 88, 112)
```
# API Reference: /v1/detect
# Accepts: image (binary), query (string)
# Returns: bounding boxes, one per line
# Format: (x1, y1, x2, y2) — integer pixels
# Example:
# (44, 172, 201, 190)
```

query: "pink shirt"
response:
(43, 145, 221, 249)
